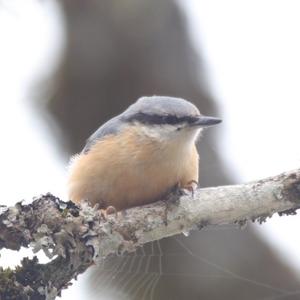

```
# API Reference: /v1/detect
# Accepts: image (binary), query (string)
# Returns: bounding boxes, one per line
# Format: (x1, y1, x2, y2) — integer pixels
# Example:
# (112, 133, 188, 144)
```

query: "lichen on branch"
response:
(0, 169, 300, 299)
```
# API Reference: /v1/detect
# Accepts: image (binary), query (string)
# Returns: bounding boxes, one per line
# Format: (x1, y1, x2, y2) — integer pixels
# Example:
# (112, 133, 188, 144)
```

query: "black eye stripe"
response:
(125, 112, 199, 125)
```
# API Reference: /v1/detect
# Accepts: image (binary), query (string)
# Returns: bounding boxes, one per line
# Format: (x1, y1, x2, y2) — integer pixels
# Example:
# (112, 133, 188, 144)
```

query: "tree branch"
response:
(1, 169, 300, 299)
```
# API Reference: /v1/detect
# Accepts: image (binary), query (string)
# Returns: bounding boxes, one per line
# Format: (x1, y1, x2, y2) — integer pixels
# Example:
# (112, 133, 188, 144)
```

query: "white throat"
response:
(138, 124, 201, 147)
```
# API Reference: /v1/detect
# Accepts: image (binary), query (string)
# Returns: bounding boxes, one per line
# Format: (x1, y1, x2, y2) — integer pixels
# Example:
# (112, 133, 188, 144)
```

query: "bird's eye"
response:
(176, 127, 181, 131)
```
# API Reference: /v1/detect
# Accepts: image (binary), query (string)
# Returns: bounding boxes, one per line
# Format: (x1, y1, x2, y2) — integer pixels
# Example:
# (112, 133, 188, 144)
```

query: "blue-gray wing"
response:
(82, 116, 123, 154)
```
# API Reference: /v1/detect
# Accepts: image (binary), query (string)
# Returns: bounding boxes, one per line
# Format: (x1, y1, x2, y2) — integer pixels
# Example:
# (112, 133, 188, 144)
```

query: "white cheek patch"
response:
(137, 124, 202, 147)
(138, 124, 176, 141)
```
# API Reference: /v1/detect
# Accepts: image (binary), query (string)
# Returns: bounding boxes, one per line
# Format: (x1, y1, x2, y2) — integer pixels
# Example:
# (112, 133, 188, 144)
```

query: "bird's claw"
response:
(171, 180, 198, 198)
(100, 205, 118, 220)
(163, 180, 198, 225)
(182, 180, 198, 198)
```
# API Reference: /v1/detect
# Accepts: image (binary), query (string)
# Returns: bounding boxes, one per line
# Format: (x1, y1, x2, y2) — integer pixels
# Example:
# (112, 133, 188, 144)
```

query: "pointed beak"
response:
(190, 115, 222, 127)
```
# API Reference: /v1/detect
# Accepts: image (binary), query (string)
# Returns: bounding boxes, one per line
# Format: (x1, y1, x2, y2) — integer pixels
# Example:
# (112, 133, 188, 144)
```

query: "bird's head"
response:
(121, 96, 222, 144)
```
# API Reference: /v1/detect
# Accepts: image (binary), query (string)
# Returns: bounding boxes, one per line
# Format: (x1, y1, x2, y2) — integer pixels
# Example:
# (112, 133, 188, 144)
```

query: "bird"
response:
(67, 96, 221, 211)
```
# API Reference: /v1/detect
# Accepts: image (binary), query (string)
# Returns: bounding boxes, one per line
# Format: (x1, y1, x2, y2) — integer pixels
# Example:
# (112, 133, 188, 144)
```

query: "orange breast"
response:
(68, 127, 199, 210)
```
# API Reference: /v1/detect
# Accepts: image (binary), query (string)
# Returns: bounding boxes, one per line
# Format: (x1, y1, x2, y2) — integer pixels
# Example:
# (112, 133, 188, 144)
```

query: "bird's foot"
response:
(162, 181, 198, 225)
(170, 180, 198, 198)
(100, 205, 118, 220)
(181, 180, 198, 198)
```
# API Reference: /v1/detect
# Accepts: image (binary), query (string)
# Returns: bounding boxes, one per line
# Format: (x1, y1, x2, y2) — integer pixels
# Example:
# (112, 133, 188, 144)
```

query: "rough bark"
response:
(0, 169, 300, 299)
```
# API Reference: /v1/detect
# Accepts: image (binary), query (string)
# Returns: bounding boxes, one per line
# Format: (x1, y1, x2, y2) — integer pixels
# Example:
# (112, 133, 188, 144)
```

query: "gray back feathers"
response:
(82, 116, 124, 153)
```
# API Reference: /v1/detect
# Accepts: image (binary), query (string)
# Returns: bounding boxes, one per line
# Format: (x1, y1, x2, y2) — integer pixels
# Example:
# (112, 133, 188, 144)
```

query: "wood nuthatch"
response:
(68, 96, 221, 211)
